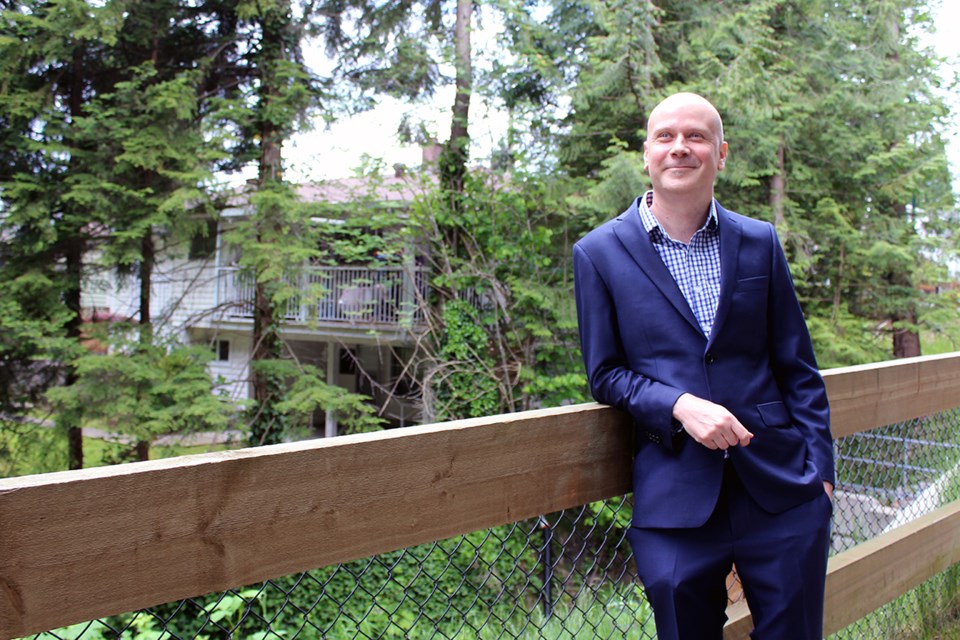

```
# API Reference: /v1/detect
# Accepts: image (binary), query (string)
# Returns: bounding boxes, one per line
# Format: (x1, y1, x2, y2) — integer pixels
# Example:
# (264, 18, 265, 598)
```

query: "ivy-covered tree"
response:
(400, 168, 588, 422)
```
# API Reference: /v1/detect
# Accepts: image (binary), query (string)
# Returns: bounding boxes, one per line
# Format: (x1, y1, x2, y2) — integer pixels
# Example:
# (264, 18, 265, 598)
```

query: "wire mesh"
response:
(25, 408, 960, 639)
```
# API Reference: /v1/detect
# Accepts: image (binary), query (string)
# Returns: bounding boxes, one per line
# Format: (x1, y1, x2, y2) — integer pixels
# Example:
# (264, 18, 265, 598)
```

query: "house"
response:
(81, 162, 436, 437)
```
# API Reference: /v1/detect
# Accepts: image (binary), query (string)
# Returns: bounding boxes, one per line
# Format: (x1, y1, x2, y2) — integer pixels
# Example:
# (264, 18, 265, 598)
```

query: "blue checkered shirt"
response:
(637, 191, 721, 338)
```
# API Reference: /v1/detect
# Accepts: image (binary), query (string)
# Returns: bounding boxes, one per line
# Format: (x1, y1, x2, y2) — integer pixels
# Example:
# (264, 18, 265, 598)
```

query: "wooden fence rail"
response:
(2, 352, 960, 639)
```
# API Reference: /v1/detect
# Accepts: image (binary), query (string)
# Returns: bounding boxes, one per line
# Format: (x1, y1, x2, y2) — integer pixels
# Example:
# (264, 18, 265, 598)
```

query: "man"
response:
(573, 92, 835, 639)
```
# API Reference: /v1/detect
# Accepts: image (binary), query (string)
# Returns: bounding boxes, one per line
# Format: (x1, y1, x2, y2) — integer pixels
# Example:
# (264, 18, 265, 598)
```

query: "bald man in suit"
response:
(573, 93, 834, 639)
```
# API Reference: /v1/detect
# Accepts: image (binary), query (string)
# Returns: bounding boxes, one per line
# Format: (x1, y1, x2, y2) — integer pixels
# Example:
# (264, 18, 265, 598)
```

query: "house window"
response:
(214, 340, 230, 362)
(391, 348, 416, 396)
(340, 348, 357, 375)
(189, 220, 218, 260)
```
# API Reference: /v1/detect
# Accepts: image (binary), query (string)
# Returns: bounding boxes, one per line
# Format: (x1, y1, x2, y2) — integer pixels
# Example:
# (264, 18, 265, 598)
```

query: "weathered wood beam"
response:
(0, 404, 632, 639)
(3, 353, 960, 638)
(824, 352, 960, 438)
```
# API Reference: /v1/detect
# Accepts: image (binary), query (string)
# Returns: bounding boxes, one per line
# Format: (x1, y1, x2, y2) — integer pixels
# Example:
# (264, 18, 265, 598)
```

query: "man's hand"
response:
(824, 481, 834, 499)
(673, 393, 754, 450)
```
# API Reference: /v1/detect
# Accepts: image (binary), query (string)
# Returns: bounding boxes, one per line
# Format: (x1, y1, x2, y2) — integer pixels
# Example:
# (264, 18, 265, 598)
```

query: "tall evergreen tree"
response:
(68, 2, 229, 458)
(0, 0, 127, 468)
(214, 0, 389, 444)
(550, 0, 956, 365)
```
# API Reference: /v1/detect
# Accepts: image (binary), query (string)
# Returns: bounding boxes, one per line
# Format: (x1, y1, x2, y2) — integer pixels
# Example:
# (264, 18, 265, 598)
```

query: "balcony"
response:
(215, 264, 430, 330)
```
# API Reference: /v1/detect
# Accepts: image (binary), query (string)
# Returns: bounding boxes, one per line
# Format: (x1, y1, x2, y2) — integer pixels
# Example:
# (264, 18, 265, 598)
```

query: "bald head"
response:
(642, 92, 728, 220)
(647, 93, 724, 142)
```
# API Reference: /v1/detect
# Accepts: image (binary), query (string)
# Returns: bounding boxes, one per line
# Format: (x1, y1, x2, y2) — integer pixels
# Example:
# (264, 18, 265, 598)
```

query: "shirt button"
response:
(705, 352, 716, 364)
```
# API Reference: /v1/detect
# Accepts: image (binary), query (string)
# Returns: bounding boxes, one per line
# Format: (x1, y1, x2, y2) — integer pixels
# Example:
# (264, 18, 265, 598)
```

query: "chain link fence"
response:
(24, 408, 960, 639)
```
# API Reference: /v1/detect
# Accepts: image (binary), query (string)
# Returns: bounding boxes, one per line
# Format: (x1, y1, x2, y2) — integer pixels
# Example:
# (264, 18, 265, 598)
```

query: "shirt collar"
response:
(637, 190, 719, 243)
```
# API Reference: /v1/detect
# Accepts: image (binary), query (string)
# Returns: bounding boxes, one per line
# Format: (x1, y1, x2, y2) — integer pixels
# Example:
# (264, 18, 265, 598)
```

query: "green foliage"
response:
(921, 288, 960, 354)
(0, 425, 232, 479)
(46, 328, 235, 447)
(496, 584, 655, 640)
(0, 270, 75, 412)
(139, 523, 539, 639)
(546, 0, 959, 363)
(0, 0, 955, 474)
(0, 420, 67, 478)
(585, 495, 633, 532)
(432, 300, 501, 421)
(806, 312, 889, 370)
(565, 141, 647, 228)
(269, 358, 385, 435)
(408, 169, 589, 421)
(246, 359, 292, 446)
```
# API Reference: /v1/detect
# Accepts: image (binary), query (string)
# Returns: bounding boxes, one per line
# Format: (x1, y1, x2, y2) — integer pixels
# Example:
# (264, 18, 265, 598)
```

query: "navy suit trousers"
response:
(627, 461, 833, 640)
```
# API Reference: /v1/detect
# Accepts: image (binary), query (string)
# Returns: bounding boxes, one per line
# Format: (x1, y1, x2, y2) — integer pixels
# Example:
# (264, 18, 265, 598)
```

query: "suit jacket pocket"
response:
(757, 400, 790, 427)
(736, 275, 769, 292)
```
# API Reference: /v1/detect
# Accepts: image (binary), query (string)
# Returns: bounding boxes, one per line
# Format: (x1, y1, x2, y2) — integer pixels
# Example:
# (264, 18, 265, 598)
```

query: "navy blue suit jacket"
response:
(574, 198, 835, 529)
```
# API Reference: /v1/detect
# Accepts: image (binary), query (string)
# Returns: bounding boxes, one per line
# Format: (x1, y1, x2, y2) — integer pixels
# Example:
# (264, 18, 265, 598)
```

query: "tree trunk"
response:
(832, 244, 844, 323)
(425, 0, 473, 423)
(249, 146, 285, 446)
(251, 275, 283, 445)
(63, 46, 87, 471)
(248, 6, 289, 447)
(63, 236, 84, 470)
(883, 15, 920, 359)
(136, 228, 154, 461)
(441, 0, 472, 197)
(888, 197, 921, 359)
(892, 308, 921, 358)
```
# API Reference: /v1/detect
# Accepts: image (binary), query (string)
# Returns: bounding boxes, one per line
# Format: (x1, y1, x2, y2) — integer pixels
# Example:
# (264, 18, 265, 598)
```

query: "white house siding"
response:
(79, 179, 428, 434)
(81, 250, 221, 333)
(194, 328, 252, 404)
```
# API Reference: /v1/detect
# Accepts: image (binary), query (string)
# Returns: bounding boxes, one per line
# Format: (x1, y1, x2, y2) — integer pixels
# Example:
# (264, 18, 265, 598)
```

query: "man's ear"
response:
(718, 141, 728, 170)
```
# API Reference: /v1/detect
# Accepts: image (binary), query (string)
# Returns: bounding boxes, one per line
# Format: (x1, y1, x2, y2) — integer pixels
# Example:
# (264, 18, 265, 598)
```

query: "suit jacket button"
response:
(705, 352, 716, 364)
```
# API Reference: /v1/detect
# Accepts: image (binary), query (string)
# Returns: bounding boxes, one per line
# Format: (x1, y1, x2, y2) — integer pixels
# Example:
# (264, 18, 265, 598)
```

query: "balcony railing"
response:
(3, 353, 960, 639)
(215, 265, 429, 328)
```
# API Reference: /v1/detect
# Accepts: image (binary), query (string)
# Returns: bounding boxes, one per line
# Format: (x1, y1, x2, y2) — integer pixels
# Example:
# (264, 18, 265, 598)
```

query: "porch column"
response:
(401, 250, 417, 328)
(325, 342, 339, 438)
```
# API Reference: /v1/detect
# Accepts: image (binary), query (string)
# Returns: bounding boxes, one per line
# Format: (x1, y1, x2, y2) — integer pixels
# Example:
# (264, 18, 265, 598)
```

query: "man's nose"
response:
(670, 135, 689, 155)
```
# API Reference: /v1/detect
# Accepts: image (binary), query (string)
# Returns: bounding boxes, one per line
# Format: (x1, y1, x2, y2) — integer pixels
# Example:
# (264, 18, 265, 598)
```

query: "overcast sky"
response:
(926, 0, 960, 185)
(282, 2, 960, 190)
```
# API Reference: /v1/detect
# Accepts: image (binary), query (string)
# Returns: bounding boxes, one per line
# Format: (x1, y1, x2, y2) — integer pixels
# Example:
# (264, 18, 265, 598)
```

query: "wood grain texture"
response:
(822, 499, 960, 635)
(3, 352, 960, 638)
(0, 403, 633, 639)
(824, 352, 960, 438)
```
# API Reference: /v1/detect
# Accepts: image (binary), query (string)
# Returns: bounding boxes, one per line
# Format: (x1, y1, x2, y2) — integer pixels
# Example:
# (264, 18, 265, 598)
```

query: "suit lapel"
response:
(709, 204, 743, 346)
(612, 200, 702, 334)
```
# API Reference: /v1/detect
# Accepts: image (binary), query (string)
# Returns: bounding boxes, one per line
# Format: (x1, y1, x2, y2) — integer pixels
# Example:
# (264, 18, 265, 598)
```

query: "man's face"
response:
(643, 96, 727, 200)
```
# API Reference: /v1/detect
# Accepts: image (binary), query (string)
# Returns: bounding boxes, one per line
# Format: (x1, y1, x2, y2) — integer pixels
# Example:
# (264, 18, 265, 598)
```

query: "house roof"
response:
(295, 171, 434, 204)
(220, 171, 432, 218)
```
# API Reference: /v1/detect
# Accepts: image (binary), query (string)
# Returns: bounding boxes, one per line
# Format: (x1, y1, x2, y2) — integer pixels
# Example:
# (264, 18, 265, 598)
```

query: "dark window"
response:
(189, 220, 218, 260)
(391, 348, 416, 396)
(340, 348, 357, 375)
(215, 340, 230, 362)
